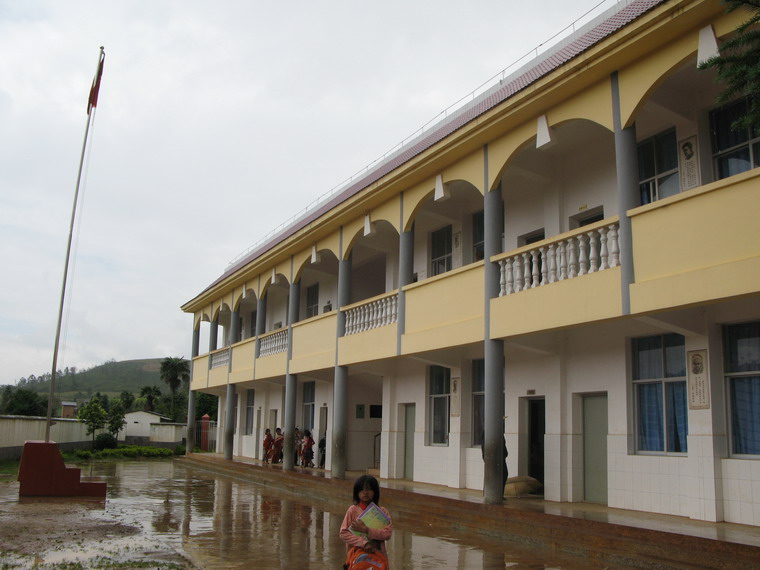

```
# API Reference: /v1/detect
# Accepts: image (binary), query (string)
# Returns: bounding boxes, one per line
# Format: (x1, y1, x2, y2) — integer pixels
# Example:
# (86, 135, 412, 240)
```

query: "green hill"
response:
(18, 358, 169, 400)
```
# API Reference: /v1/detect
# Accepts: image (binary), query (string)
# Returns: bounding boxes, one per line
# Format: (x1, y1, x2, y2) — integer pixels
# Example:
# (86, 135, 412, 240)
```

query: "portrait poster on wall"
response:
(679, 136, 700, 191)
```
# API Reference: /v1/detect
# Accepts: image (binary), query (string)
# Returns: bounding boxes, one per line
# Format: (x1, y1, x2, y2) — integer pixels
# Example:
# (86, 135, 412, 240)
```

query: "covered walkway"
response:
(182, 453, 760, 568)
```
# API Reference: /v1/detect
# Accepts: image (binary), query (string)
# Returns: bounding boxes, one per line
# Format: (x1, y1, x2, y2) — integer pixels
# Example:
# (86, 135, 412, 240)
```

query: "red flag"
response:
(87, 47, 105, 115)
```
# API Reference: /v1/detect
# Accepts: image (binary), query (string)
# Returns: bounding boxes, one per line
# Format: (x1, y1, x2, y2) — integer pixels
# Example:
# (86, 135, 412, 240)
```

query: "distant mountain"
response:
(18, 358, 170, 399)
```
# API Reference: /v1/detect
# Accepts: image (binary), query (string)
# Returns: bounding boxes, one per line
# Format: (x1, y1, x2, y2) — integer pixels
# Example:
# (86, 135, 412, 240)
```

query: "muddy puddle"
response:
(0, 459, 607, 568)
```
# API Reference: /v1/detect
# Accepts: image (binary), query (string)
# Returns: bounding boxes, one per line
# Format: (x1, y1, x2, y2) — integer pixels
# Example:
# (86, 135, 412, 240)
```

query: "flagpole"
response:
(45, 47, 105, 442)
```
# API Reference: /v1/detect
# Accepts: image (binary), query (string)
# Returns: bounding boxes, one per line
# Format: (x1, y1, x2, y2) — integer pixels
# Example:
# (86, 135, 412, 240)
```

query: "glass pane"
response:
(717, 147, 751, 179)
(431, 225, 452, 259)
(639, 182, 654, 205)
(657, 172, 680, 199)
(432, 396, 449, 444)
(655, 129, 677, 172)
(637, 382, 664, 452)
(753, 141, 760, 168)
(472, 359, 485, 392)
(633, 336, 662, 380)
(730, 376, 760, 455)
(430, 366, 450, 395)
(638, 139, 655, 180)
(666, 381, 688, 452)
(725, 322, 760, 372)
(663, 334, 685, 377)
(711, 99, 749, 152)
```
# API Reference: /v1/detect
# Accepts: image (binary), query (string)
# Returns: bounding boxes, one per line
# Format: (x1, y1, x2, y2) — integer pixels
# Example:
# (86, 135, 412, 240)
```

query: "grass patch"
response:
(63, 445, 177, 461)
(0, 459, 19, 480)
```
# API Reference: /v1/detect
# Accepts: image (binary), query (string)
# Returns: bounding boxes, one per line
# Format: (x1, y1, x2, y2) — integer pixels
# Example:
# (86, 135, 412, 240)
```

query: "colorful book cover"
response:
(350, 502, 390, 537)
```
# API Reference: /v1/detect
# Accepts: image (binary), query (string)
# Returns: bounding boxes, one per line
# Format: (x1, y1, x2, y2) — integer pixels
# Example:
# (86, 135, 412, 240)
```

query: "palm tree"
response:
(159, 357, 190, 420)
(140, 385, 162, 412)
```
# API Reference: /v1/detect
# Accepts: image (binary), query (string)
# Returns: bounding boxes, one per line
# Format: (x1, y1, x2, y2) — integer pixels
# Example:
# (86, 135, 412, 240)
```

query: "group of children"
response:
(262, 426, 315, 467)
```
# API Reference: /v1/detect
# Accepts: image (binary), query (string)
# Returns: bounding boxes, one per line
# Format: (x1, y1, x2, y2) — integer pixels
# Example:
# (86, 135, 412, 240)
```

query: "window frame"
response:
(428, 365, 450, 446)
(638, 128, 679, 205)
(710, 98, 760, 181)
(472, 210, 484, 262)
(244, 389, 255, 435)
(305, 283, 319, 319)
(302, 381, 315, 432)
(430, 225, 452, 277)
(723, 321, 760, 457)
(631, 333, 688, 455)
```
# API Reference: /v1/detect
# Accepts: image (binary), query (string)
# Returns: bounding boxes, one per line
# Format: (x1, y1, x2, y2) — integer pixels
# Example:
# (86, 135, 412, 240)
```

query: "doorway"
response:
(528, 399, 545, 487)
(403, 404, 415, 480)
(318, 406, 328, 469)
(583, 394, 608, 504)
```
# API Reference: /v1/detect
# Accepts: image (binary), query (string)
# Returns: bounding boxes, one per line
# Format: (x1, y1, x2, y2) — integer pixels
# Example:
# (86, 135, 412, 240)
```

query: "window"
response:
(638, 128, 679, 205)
(431, 225, 452, 277)
(710, 98, 760, 180)
(472, 359, 485, 447)
(305, 284, 319, 318)
(472, 211, 484, 262)
(245, 389, 255, 435)
(724, 322, 760, 455)
(429, 365, 450, 445)
(632, 334, 687, 453)
(302, 381, 315, 431)
(250, 311, 257, 337)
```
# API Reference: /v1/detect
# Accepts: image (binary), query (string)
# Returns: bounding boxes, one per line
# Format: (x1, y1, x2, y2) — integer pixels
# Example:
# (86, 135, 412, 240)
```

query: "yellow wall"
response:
(490, 267, 622, 338)
(229, 338, 256, 383)
(191, 355, 209, 391)
(403, 264, 484, 353)
(338, 324, 398, 366)
(290, 314, 338, 374)
(208, 365, 229, 388)
(255, 352, 287, 381)
(630, 171, 760, 313)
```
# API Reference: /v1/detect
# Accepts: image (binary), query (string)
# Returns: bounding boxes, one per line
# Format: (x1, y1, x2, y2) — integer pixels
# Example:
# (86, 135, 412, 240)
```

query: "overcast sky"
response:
(0, 0, 620, 385)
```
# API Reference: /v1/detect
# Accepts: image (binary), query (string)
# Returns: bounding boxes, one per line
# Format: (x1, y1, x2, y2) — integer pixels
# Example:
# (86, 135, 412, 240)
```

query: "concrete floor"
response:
(185, 453, 760, 569)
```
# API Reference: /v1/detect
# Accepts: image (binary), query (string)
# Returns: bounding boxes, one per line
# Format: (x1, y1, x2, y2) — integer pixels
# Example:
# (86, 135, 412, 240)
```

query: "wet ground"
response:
(0, 459, 613, 568)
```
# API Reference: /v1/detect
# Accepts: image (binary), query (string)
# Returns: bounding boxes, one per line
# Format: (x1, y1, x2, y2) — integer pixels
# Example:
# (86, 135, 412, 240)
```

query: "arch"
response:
(343, 219, 400, 261)
(293, 247, 340, 283)
(405, 178, 483, 232)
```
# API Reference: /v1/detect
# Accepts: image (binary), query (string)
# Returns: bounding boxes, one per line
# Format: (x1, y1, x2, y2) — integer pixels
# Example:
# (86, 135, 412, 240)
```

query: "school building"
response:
(182, 0, 760, 526)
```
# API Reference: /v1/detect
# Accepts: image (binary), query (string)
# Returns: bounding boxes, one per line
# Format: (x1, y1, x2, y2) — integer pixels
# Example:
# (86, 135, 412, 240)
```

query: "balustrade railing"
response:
(498, 222, 620, 296)
(259, 329, 288, 357)
(210, 349, 230, 369)
(345, 293, 399, 335)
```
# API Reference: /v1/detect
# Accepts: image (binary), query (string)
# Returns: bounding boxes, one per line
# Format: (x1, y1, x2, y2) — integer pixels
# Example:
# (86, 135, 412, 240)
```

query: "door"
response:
(583, 394, 608, 504)
(255, 409, 262, 459)
(404, 404, 415, 480)
(528, 399, 545, 487)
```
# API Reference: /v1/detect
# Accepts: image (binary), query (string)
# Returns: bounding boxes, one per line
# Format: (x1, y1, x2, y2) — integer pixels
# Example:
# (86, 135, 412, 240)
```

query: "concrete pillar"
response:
(254, 297, 267, 357)
(611, 71, 638, 315)
(484, 167, 506, 505)
(332, 255, 351, 478)
(229, 309, 240, 345)
(224, 383, 235, 460)
(185, 327, 200, 455)
(283, 280, 300, 471)
(397, 227, 414, 345)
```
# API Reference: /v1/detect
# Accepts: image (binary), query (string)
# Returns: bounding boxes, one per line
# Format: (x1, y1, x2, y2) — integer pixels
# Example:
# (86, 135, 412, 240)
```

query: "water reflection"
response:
(83, 460, 602, 569)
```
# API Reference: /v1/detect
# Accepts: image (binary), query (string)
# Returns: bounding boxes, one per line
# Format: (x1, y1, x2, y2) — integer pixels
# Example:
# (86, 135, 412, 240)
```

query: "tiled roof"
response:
(195, 0, 665, 299)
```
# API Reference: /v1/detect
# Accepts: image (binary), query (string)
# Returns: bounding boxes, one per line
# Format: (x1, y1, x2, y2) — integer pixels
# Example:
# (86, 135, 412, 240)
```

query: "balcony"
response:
(339, 291, 399, 366)
(230, 337, 255, 383)
(491, 218, 623, 339)
(629, 169, 760, 313)
(190, 355, 209, 390)
(255, 327, 288, 380)
(290, 312, 338, 374)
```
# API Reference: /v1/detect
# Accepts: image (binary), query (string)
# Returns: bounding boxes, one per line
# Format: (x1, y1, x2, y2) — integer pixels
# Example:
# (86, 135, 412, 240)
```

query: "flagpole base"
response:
(17, 441, 107, 498)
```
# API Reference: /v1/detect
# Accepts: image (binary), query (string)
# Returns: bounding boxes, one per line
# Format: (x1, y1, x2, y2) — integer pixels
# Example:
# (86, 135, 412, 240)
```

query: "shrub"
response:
(94, 432, 118, 451)
(174, 445, 186, 456)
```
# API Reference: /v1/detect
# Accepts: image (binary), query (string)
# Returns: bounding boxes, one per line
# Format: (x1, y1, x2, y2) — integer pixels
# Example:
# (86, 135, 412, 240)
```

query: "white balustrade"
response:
(259, 330, 288, 357)
(210, 349, 230, 369)
(498, 222, 621, 296)
(345, 293, 399, 336)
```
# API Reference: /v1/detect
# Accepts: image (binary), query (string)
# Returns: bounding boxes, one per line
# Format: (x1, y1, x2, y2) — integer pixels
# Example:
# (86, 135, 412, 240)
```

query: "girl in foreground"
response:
(339, 474, 393, 568)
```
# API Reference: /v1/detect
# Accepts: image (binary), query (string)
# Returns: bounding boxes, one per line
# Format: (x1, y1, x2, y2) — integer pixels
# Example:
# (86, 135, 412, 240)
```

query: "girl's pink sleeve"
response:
(366, 506, 393, 542)
(339, 506, 369, 549)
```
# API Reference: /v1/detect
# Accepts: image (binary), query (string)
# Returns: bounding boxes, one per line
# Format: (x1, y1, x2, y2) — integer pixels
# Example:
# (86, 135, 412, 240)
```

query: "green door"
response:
(583, 394, 608, 504)
(404, 404, 415, 480)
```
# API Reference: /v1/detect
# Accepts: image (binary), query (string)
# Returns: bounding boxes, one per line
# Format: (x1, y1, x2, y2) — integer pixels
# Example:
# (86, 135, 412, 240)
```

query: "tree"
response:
(196, 392, 219, 421)
(700, 1, 760, 130)
(0, 387, 47, 416)
(107, 401, 127, 437)
(140, 385, 162, 412)
(159, 357, 190, 420)
(78, 396, 107, 448)
(120, 390, 135, 411)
